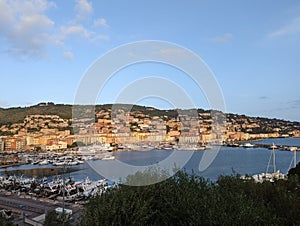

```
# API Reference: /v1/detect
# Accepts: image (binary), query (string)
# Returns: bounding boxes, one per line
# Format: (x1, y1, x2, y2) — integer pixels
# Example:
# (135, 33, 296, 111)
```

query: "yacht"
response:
(242, 143, 255, 148)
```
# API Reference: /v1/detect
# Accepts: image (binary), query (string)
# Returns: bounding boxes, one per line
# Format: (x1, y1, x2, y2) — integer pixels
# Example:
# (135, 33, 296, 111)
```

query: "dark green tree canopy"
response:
(80, 169, 300, 226)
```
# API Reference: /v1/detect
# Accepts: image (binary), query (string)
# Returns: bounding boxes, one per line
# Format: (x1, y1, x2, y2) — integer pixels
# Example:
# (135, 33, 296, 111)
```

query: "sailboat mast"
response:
(273, 144, 276, 173)
(294, 150, 296, 168)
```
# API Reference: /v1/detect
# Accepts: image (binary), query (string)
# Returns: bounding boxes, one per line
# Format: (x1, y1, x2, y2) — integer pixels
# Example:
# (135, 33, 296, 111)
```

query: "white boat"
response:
(287, 147, 297, 173)
(74, 158, 85, 164)
(55, 207, 72, 216)
(269, 143, 277, 149)
(77, 177, 98, 197)
(39, 159, 49, 165)
(250, 171, 285, 183)
(103, 146, 114, 152)
(67, 161, 79, 166)
(101, 155, 115, 160)
(243, 143, 255, 148)
(53, 161, 66, 166)
(245, 143, 285, 182)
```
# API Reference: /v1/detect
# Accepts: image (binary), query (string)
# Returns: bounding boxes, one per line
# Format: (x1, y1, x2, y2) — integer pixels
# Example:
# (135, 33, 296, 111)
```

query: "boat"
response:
(193, 145, 206, 151)
(244, 143, 285, 182)
(39, 159, 49, 165)
(0, 175, 116, 202)
(287, 147, 297, 173)
(103, 146, 114, 152)
(242, 143, 255, 148)
(227, 143, 240, 147)
(67, 161, 79, 166)
(101, 155, 115, 160)
(268, 143, 277, 149)
(52, 160, 66, 166)
(74, 158, 85, 164)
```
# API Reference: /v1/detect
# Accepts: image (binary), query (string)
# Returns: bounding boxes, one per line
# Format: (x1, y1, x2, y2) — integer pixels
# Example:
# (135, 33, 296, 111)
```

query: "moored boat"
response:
(39, 159, 49, 165)
(242, 143, 255, 148)
(268, 143, 277, 149)
(101, 155, 115, 160)
(242, 143, 285, 182)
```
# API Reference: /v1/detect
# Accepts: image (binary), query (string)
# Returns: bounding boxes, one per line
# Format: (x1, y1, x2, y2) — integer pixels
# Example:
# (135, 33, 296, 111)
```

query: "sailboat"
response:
(248, 143, 285, 182)
(286, 147, 297, 174)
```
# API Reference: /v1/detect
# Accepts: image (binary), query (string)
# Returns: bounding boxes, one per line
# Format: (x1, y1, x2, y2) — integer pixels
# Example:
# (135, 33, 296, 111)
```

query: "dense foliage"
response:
(44, 209, 71, 226)
(0, 217, 13, 226)
(81, 170, 300, 226)
(288, 162, 300, 178)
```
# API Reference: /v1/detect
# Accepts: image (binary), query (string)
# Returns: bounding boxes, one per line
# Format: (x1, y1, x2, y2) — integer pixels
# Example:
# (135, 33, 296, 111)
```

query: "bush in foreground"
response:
(80, 169, 300, 225)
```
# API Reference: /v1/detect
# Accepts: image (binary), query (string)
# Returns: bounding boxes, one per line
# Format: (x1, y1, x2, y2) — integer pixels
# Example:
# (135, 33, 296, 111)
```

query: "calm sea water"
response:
(1, 138, 299, 182)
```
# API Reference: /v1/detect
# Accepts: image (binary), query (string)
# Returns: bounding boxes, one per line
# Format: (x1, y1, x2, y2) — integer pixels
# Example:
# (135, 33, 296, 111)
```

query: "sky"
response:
(0, 0, 300, 121)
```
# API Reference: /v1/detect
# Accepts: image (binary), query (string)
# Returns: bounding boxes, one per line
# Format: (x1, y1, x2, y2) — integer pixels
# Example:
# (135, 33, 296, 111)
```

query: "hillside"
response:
(0, 103, 73, 125)
(0, 103, 299, 137)
(0, 103, 181, 125)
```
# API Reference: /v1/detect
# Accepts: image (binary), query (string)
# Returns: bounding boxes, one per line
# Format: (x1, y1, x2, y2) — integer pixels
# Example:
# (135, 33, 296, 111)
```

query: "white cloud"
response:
(55, 24, 110, 44)
(211, 33, 234, 43)
(63, 51, 74, 60)
(268, 16, 300, 38)
(93, 18, 109, 27)
(60, 25, 93, 39)
(0, 0, 55, 57)
(75, 0, 93, 21)
(0, 0, 109, 59)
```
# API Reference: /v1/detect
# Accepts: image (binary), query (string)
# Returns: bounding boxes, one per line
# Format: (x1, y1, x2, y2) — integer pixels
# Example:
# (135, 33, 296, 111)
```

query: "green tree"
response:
(44, 209, 71, 226)
(81, 171, 292, 226)
(288, 162, 300, 178)
(0, 217, 14, 226)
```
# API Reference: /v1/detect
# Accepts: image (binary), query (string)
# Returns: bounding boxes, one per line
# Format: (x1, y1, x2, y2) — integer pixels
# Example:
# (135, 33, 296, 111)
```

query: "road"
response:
(0, 192, 82, 225)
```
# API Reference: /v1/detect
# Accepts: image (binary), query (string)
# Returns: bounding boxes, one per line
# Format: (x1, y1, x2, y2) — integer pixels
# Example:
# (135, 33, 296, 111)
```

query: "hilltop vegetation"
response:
(0, 103, 72, 125)
(0, 103, 183, 125)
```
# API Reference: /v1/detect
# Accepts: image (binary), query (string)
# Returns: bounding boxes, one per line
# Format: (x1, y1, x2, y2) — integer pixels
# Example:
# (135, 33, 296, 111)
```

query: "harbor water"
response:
(1, 138, 299, 182)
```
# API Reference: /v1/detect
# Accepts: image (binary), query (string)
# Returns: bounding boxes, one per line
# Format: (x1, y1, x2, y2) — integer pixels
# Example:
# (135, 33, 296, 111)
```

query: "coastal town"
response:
(0, 101, 297, 225)
(0, 103, 300, 154)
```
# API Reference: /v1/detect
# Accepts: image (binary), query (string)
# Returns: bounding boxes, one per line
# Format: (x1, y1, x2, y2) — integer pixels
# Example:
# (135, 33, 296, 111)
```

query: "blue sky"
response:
(0, 0, 300, 121)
